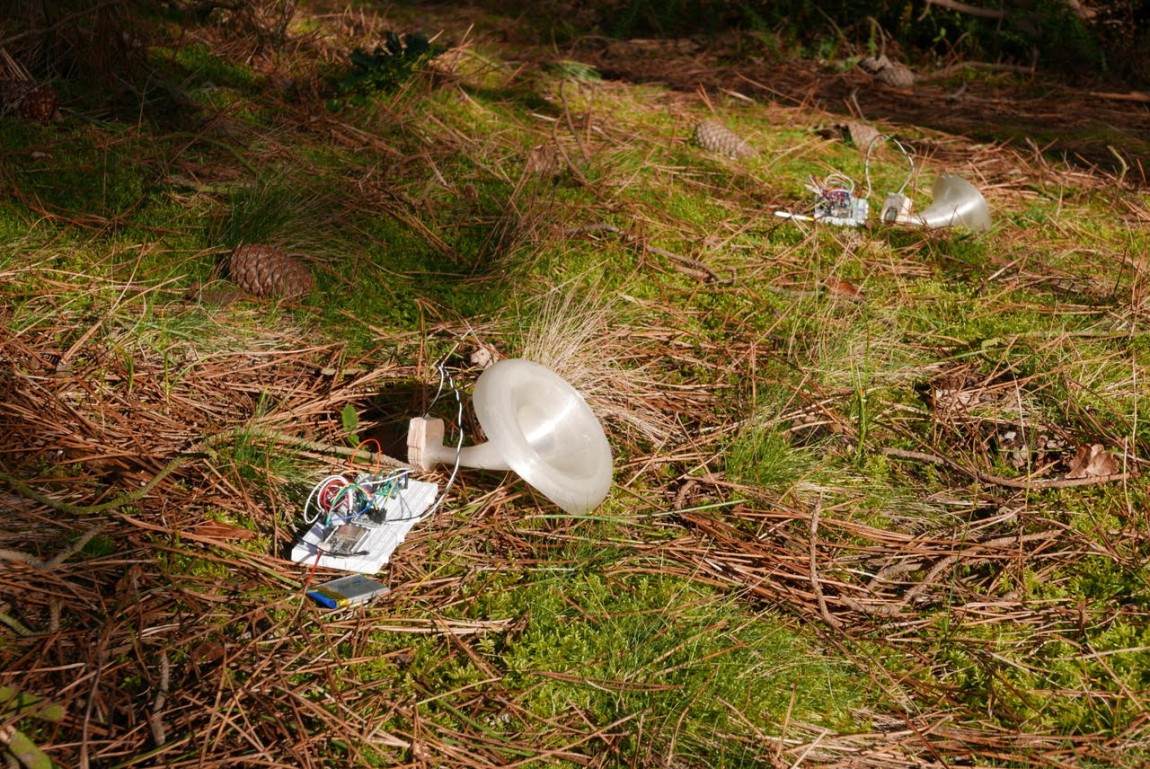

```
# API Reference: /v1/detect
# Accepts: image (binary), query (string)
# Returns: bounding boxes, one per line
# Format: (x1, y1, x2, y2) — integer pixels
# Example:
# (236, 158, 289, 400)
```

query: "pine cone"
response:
(227, 244, 314, 299)
(693, 120, 756, 159)
(843, 121, 883, 152)
(875, 62, 915, 90)
(857, 55, 890, 75)
(858, 55, 915, 89)
(0, 81, 61, 123)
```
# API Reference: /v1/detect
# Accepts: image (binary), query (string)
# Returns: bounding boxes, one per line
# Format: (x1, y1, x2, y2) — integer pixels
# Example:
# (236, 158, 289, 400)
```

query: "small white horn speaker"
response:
(407, 358, 613, 514)
(914, 175, 991, 232)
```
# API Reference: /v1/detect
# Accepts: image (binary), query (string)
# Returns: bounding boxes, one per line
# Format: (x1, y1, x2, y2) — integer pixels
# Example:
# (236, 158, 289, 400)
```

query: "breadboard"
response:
(290, 480, 439, 573)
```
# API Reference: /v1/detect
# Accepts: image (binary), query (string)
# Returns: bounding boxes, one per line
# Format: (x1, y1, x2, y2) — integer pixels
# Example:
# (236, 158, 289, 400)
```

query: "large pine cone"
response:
(0, 81, 61, 123)
(859, 56, 915, 90)
(875, 62, 915, 89)
(693, 120, 756, 159)
(857, 55, 890, 75)
(227, 244, 314, 299)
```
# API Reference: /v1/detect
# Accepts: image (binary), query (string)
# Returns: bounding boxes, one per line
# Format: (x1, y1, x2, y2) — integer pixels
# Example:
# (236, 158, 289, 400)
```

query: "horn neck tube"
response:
(407, 417, 511, 472)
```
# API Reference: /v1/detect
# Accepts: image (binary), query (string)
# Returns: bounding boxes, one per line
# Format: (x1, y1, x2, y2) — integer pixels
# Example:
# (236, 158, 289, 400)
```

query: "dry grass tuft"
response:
(518, 288, 683, 446)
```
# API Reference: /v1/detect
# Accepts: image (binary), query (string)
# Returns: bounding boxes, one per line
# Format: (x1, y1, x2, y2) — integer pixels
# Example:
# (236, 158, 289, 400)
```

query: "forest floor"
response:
(2, 2, 1150, 768)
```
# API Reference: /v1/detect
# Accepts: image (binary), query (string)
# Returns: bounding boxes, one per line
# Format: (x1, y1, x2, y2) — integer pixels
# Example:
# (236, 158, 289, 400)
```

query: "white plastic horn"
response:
(913, 175, 991, 232)
(407, 358, 613, 514)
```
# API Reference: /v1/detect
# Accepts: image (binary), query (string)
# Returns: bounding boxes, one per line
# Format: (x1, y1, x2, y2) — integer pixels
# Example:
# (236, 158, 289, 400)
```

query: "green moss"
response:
(161, 42, 259, 90)
(391, 557, 869, 764)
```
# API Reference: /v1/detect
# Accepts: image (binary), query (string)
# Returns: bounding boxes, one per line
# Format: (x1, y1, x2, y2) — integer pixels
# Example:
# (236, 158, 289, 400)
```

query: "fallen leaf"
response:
(822, 277, 864, 299)
(190, 641, 227, 665)
(1065, 443, 1118, 479)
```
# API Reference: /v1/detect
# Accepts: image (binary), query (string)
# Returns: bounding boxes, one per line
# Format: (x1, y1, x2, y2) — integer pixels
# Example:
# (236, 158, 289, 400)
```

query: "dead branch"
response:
(0, 606, 34, 637)
(0, 525, 105, 571)
(881, 447, 1133, 489)
(148, 652, 170, 747)
(0, 427, 408, 517)
(919, 60, 1037, 81)
(923, 0, 1006, 20)
(0, 724, 54, 769)
(901, 529, 1061, 601)
(0, 0, 128, 48)
(1089, 91, 1150, 104)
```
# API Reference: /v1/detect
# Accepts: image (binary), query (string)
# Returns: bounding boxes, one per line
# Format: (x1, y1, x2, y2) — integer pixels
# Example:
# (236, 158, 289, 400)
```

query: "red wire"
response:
(351, 439, 383, 474)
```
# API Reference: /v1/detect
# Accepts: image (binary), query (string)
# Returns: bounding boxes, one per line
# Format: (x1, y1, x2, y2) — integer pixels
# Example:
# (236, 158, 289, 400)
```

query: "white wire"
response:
(377, 356, 465, 525)
(422, 341, 462, 416)
(303, 475, 349, 525)
(891, 137, 915, 194)
(863, 133, 915, 199)
(412, 359, 464, 523)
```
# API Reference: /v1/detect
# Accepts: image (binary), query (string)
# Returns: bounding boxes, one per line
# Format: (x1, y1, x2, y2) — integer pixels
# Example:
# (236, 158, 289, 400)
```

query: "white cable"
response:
(411, 359, 464, 523)
(863, 133, 915, 198)
(422, 341, 462, 416)
(303, 475, 349, 524)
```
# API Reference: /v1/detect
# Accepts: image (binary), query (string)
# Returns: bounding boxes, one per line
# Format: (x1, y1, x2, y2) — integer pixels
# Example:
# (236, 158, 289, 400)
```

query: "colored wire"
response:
(303, 475, 349, 524)
(351, 438, 384, 474)
(304, 349, 466, 534)
(325, 482, 373, 524)
(304, 468, 416, 528)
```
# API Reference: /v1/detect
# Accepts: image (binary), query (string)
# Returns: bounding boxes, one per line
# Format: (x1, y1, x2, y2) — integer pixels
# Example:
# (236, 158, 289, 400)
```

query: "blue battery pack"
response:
(307, 574, 389, 608)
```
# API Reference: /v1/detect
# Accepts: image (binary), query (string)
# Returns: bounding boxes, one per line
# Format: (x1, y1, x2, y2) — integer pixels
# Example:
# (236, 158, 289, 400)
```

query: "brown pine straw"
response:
(0, 281, 728, 768)
(4, 268, 1147, 766)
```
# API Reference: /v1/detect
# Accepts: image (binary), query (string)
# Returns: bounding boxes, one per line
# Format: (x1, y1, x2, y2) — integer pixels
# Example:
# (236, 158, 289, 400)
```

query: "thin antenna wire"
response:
(423, 341, 462, 416)
(864, 133, 915, 198)
(891, 137, 915, 194)
(413, 358, 464, 522)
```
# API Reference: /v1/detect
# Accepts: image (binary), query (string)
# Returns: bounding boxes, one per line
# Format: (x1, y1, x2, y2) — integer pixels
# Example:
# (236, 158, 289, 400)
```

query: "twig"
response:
(233, 428, 409, 467)
(566, 223, 729, 283)
(79, 643, 107, 769)
(839, 529, 1060, 615)
(43, 525, 106, 568)
(0, 606, 35, 637)
(881, 447, 1132, 489)
(0, 427, 408, 517)
(808, 501, 843, 628)
(558, 81, 591, 167)
(148, 651, 170, 747)
(1089, 91, 1150, 104)
(0, 0, 127, 47)
(919, 60, 1037, 81)
(838, 595, 905, 617)
(902, 529, 1060, 601)
(0, 525, 105, 572)
(0, 725, 54, 769)
(0, 456, 194, 517)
